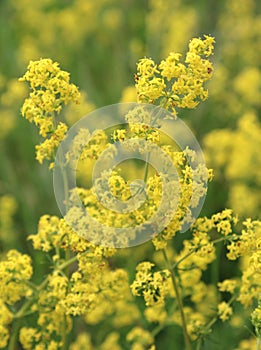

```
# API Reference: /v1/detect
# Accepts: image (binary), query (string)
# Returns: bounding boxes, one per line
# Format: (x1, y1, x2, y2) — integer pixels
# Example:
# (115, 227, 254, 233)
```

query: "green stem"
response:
(151, 323, 165, 338)
(198, 293, 237, 341)
(257, 337, 261, 350)
(57, 141, 72, 350)
(61, 315, 68, 350)
(151, 301, 177, 338)
(56, 143, 70, 213)
(8, 320, 20, 350)
(57, 254, 78, 271)
(204, 316, 218, 334)
(196, 338, 202, 350)
(162, 249, 191, 350)
(143, 153, 151, 184)
(211, 242, 221, 286)
(14, 298, 36, 320)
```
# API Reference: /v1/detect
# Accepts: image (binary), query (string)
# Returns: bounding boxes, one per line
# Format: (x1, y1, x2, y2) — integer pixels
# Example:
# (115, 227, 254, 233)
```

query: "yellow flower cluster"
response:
(8, 213, 137, 350)
(1, 0, 261, 345)
(129, 210, 245, 343)
(0, 299, 13, 348)
(0, 250, 32, 304)
(126, 327, 155, 350)
(217, 279, 237, 294)
(135, 35, 214, 113)
(131, 262, 170, 306)
(20, 58, 80, 128)
(65, 150, 211, 249)
(29, 214, 115, 256)
(68, 104, 212, 248)
(227, 219, 261, 308)
(218, 301, 233, 322)
(36, 122, 68, 164)
(61, 256, 130, 318)
(5, 32, 261, 349)
(226, 219, 261, 261)
(20, 59, 80, 168)
(68, 129, 108, 163)
(69, 331, 123, 350)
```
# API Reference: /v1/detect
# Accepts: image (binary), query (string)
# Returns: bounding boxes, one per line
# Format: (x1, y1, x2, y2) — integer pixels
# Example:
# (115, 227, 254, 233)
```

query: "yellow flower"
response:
(218, 302, 233, 322)
(218, 279, 237, 293)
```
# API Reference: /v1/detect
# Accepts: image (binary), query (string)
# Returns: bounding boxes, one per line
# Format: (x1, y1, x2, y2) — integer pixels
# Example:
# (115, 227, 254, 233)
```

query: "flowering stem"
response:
(172, 234, 235, 270)
(162, 249, 191, 350)
(10, 253, 80, 348)
(15, 253, 80, 318)
(195, 293, 237, 348)
(57, 145, 73, 350)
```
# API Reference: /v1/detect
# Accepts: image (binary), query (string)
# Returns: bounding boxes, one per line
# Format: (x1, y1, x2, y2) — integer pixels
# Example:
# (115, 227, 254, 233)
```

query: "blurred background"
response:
(0, 0, 260, 347)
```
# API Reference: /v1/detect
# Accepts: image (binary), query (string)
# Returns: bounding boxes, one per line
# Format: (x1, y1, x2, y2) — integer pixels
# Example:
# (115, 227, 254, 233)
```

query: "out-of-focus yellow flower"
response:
(218, 302, 233, 322)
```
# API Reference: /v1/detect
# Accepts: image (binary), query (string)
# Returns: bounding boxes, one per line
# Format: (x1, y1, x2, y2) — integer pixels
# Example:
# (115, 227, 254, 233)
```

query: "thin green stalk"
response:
(61, 315, 68, 350)
(151, 323, 165, 338)
(211, 242, 221, 286)
(8, 320, 20, 350)
(151, 301, 177, 338)
(203, 316, 218, 334)
(14, 298, 36, 320)
(57, 141, 72, 350)
(196, 293, 237, 346)
(196, 338, 203, 350)
(162, 249, 191, 350)
(257, 337, 261, 350)
(143, 153, 151, 184)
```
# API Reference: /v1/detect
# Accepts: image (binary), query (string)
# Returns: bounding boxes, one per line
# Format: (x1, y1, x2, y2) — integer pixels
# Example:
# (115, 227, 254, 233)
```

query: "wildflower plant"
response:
(0, 34, 260, 350)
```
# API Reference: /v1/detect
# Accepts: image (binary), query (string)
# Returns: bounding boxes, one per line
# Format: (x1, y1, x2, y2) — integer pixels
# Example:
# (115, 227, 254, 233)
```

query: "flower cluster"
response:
(19, 59, 80, 168)
(20, 59, 80, 130)
(126, 327, 155, 350)
(0, 216, 137, 349)
(0, 250, 33, 304)
(217, 302, 233, 322)
(131, 262, 170, 306)
(135, 35, 215, 113)
(0, 299, 13, 348)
